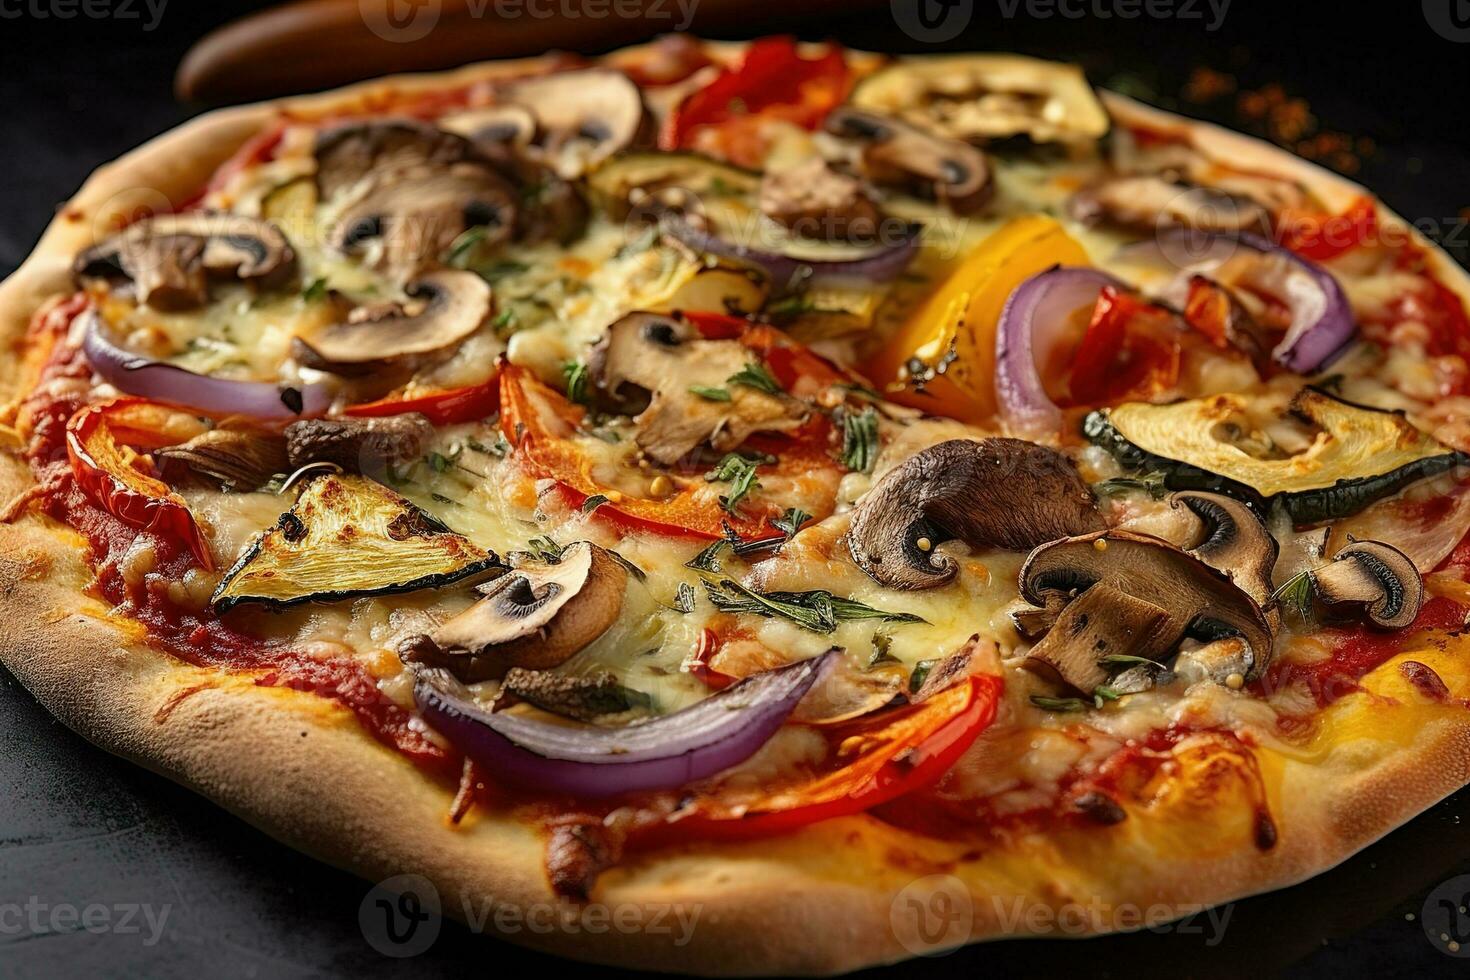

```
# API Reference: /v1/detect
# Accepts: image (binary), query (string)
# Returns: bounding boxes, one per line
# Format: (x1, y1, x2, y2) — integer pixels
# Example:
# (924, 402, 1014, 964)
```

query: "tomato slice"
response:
(1278, 195, 1377, 262)
(660, 36, 850, 167)
(66, 398, 213, 568)
(1064, 286, 1182, 406)
(344, 373, 500, 426)
(633, 674, 1002, 845)
(499, 363, 837, 539)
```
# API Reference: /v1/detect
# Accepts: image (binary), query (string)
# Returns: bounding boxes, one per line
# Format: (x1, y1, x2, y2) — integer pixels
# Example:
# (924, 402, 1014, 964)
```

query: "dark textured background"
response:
(2, 2, 1469, 976)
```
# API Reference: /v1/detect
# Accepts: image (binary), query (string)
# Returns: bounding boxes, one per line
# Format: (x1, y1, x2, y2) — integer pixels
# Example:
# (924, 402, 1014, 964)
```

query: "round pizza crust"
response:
(2, 43, 1469, 975)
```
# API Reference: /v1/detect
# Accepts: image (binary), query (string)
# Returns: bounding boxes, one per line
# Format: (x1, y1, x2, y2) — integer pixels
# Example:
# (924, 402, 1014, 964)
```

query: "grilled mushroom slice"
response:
(75, 212, 295, 311)
(758, 158, 882, 241)
(587, 312, 806, 465)
(1171, 491, 1278, 610)
(1069, 175, 1271, 235)
(156, 425, 290, 490)
(314, 119, 516, 277)
(1309, 539, 1423, 629)
(494, 668, 652, 722)
(438, 105, 538, 156)
(501, 68, 651, 179)
(400, 541, 628, 682)
(1019, 528, 1275, 691)
(285, 413, 436, 474)
(211, 473, 501, 612)
(825, 107, 992, 214)
(847, 438, 1104, 590)
(292, 270, 490, 374)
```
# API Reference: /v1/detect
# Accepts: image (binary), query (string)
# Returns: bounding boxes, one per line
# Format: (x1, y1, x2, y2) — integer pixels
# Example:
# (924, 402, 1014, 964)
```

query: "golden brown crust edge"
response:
(1, 53, 1469, 977)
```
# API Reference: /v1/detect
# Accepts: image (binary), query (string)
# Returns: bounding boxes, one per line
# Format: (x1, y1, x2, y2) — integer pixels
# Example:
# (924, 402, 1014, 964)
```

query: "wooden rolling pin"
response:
(176, 0, 885, 104)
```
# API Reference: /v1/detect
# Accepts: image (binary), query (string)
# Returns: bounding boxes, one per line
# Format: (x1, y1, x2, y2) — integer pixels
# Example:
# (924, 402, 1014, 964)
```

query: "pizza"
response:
(3, 34, 1470, 973)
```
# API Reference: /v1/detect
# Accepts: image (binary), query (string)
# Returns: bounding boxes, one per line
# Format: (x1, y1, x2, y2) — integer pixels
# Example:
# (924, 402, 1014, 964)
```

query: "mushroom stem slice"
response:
(847, 438, 1104, 590)
(1022, 583, 1174, 694)
(1310, 540, 1423, 629)
(1172, 490, 1279, 619)
(402, 541, 628, 682)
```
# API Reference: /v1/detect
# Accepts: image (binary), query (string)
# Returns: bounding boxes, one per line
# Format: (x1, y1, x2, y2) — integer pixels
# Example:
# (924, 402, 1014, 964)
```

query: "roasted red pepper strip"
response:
(1065, 286, 1182, 406)
(1279, 195, 1378, 262)
(344, 372, 500, 426)
(65, 398, 213, 569)
(499, 362, 837, 539)
(660, 36, 850, 167)
(633, 674, 1002, 845)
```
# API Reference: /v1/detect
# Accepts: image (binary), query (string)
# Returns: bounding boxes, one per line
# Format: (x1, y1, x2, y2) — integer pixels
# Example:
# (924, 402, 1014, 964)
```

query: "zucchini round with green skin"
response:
(1085, 388, 1467, 524)
(586, 150, 760, 217)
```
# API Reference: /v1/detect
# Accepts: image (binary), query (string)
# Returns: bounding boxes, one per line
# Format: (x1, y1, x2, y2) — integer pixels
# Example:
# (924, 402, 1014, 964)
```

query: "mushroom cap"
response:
(501, 68, 651, 179)
(1020, 528, 1275, 677)
(1171, 490, 1279, 610)
(847, 438, 1104, 590)
(825, 107, 993, 214)
(587, 312, 805, 465)
(75, 212, 296, 311)
(291, 270, 491, 375)
(156, 425, 290, 490)
(1069, 174, 1270, 235)
(285, 413, 436, 475)
(411, 541, 629, 681)
(1310, 539, 1424, 630)
(757, 157, 883, 242)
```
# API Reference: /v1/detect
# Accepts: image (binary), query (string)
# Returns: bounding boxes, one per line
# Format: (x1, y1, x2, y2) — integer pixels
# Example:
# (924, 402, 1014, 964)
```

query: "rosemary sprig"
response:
(689, 384, 731, 402)
(581, 494, 610, 514)
(671, 582, 697, 614)
(706, 452, 768, 516)
(1271, 569, 1315, 625)
(562, 360, 591, 405)
(703, 579, 924, 634)
(841, 406, 880, 473)
(727, 362, 783, 396)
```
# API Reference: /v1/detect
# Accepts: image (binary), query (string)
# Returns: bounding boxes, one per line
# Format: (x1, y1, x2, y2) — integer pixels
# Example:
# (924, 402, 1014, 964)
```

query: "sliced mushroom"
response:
(791, 647, 904, 724)
(1019, 528, 1275, 690)
(501, 68, 651, 179)
(825, 107, 992, 214)
(758, 158, 882, 242)
(1309, 539, 1423, 629)
(1171, 491, 1278, 612)
(847, 439, 1104, 590)
(1023, 583, 1174, 693)
(438, 105, 538, 156)
(292, 270, 490, 375)
(75, 212, 296, 311)
(1069, 175, 1271, 235)
(494, 667, 651, 722)
(285, 413, 436, 474)
(155, 425, 290, 490)
(587, 312, 806, 465)
(400, 541, 628, 681)
(314, 119, 516, 277)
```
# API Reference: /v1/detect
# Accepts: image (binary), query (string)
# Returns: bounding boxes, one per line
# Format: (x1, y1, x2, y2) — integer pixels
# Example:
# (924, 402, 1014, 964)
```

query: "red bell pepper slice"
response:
(1065, 286, 1182, 406)
(344, 372, 501, 426)
(633, 673, 1002, 845)
(660, 36, 850, 167)
(66, 398, 213, 569)
(1279, 195, 1378, 262)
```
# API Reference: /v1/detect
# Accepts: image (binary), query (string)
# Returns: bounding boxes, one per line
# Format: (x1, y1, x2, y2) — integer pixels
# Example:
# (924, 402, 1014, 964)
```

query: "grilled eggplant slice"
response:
(212, 474, 501, 612)
(1085, 388, 1465, 523)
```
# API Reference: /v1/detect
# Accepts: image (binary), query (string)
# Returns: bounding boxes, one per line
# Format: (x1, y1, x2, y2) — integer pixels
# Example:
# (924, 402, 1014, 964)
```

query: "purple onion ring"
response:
(994, 265, 1126, 435)
(413, 649, 836, 798)
(663, 215, 920, 288)
(82, 310, 332, 419)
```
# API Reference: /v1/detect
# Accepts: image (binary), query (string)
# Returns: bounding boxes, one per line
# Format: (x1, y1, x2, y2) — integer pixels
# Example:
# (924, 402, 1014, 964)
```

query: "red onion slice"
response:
(1113, 229, 1354, 374)
(413, 649, 836, 798)
(82, 311, 332, 419)
(662, 215, 920, 287)
(994, 266, 1125, 435)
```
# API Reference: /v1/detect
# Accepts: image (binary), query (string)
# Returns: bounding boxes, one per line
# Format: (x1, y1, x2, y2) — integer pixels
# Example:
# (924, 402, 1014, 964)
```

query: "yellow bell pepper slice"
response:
(865, 215, 1090, 424)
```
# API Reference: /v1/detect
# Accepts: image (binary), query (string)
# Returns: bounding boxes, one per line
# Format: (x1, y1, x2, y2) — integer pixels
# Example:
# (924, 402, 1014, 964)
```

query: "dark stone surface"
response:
(1, 2, 1468, 976)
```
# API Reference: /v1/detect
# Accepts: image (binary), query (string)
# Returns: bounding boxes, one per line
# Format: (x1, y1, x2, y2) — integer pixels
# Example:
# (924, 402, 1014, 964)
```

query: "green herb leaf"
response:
(301, 277, 328, 302)
(427, 451, 452, 473)
(562, 360, 590, 405)
(1092, 685, 1123, 707)
(909, 659, 937, 692)
(705, 452, 767, 516)
(1093, 472, 1169, 500)
(772, 507, 811, 542)
(841, 406, 880, 473)
(671, 582, 697, 614)
(685, 539, 730, 572)
(1271, 569, 1315, 625)
(727, 362, 783, 396)
(444, 226, 489, 268)
(1097, 654, 1161, 668)
(581, 494, 610, 514)
(1030, 695, 1092, 713)
(689, 384, 731, 402)
(703, 579, 924, 634)
(471, 259, 530, 284)
(868, 632, 900, 668)
(527, 536, 564, 563)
